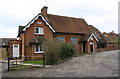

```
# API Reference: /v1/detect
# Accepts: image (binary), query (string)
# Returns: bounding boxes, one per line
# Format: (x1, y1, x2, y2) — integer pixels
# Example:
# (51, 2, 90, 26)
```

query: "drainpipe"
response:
(24, 32, 26, 60)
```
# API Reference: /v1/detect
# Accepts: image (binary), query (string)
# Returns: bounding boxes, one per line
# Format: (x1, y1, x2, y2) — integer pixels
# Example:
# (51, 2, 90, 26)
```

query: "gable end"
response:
(22, 13, 55, 33)
(87, 34, 98, 41)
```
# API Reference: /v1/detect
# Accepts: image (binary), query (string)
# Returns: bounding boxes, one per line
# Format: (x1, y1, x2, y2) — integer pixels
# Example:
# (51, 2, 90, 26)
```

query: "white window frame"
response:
(35, 27, 44, 35)
(34, 44, 44, 53)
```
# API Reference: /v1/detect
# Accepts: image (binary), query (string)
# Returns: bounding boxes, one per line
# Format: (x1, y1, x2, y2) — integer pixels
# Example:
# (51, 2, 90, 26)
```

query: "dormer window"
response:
(35, 27, 44, 35)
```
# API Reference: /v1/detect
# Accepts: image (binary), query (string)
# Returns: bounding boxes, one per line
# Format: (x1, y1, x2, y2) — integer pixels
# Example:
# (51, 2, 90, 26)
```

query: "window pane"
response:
(39, 27, 43, 34)
(40, 46, 42, 51)
(71, 37, 77, 44)
(35, 28, 39, 33)
(35, 27, 44, 34)
(35, 45, 39, 52)
(57, 37, 65, 42)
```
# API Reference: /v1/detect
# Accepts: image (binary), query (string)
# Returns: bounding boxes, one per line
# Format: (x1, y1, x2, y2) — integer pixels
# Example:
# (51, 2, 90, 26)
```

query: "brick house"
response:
(9, 6, 106, 60)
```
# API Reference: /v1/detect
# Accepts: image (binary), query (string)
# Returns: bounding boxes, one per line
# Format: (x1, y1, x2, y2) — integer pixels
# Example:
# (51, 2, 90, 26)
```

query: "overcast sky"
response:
(0, 0, 119, 38)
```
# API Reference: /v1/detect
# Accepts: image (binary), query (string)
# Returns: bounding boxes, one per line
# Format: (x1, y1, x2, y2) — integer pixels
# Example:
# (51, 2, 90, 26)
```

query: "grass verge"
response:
(21, 60, 43, 64)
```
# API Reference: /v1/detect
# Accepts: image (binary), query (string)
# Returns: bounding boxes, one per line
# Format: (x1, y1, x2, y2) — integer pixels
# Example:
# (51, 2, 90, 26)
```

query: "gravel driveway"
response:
(2, 50, 119, 77)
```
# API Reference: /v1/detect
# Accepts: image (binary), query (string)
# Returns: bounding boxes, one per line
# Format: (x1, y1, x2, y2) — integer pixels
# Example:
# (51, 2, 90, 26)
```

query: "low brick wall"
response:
(97, 47, 120, 52)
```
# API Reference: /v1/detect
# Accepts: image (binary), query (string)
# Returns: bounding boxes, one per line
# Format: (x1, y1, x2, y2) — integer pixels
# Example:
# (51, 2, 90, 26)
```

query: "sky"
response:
(0, 0, 119, 38)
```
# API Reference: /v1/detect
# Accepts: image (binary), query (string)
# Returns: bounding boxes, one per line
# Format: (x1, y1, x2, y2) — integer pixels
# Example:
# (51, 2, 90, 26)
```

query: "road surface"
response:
(2, 50, 119, 77)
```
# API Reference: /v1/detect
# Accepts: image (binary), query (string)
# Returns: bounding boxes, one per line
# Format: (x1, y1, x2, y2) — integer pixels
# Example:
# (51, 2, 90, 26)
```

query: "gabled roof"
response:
(88, 25, 106, 43)
(18, 13, 92, 36)
(47, 14, 91, 34)
(88, 34, 98, 41)
(22, 13, 55, 33)
(80, 34, 98, 42)
(88, 25, 100, 33)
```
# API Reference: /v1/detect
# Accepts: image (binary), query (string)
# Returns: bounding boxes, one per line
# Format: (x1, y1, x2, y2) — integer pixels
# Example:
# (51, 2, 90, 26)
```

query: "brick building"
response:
(9, 6, 106, 60)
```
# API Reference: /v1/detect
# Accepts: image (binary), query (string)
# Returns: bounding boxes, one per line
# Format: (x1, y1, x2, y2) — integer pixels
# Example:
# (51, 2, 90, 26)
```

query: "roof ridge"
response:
(48, 14, 84, 20)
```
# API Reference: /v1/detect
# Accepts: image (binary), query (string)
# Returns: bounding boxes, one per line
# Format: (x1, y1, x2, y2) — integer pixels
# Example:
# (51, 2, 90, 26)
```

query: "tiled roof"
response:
(0, 38, 17, 47)
(88, 25, 106, 43)
(47, 14, 91, 34)
(29, 36, 46, 44)
(88, 25, 100, 33)
(80, 34, 91, 42)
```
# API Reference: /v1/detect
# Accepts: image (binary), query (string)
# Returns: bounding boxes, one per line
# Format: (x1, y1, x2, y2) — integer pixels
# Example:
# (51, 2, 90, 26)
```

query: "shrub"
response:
(42, 38, 62, 65)
(42, 39, 77, 65)
(60, 43, 74, 60)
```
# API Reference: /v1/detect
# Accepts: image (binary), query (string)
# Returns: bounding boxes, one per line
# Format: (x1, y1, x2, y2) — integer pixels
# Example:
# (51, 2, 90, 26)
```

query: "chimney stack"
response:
(41, 6, 48, 17)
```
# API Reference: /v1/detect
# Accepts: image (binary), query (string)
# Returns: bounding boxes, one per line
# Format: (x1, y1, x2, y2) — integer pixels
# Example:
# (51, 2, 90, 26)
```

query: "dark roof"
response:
(88, 25, 106, 43)
(18, 26, 25, 33)
(17, 26, 25, 37)
(47, 14, 91, 34)
(80, 34, 91, 42)
(88, 25, 100, 33)
(0, 38, 17, 47)
(29, 36, 46, 44)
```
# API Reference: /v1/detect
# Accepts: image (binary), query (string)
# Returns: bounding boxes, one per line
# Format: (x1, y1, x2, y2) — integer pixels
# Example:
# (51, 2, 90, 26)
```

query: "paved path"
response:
(2, 50, 119, 77)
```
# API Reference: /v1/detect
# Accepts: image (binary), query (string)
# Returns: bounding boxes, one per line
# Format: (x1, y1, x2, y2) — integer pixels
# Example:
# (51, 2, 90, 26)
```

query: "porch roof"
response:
(80, 34, 98, 42)
(29, 36, 46, 44)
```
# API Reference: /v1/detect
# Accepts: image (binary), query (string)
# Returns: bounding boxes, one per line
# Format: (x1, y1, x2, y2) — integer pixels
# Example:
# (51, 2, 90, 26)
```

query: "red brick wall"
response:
(86, 37, 97, 53)
(55, 34, 83, 52)
(19, 33, 25, 60)
(9, 40, 21, 58)
(23, 17, 53, 60)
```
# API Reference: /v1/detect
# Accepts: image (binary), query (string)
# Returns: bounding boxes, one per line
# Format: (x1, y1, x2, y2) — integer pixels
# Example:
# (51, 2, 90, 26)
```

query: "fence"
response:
(7, 54, 45, 71)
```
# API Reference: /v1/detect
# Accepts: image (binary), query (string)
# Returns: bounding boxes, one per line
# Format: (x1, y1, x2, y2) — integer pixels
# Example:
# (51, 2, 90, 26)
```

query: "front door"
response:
(83, 42, 86, 52)
(13, 44, 19, 57)
(90, 42, 94, 53)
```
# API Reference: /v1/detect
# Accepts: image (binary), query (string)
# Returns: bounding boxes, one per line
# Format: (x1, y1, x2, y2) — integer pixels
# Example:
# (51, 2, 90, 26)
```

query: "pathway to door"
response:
(2, 50, 118, 77)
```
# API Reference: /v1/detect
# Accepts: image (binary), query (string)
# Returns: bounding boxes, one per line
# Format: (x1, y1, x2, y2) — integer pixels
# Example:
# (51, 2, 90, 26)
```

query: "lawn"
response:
(22, 60, 43, 64)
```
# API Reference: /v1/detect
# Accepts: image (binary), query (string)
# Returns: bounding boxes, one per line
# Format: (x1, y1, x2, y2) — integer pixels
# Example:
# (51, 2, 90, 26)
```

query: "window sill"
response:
(34, 51, 44, 53)
(35, 34, 44, 36)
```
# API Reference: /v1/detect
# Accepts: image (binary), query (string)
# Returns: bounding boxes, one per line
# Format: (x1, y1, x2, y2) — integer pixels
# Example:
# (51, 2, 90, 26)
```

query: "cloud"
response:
(0, 0, 119, 38)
